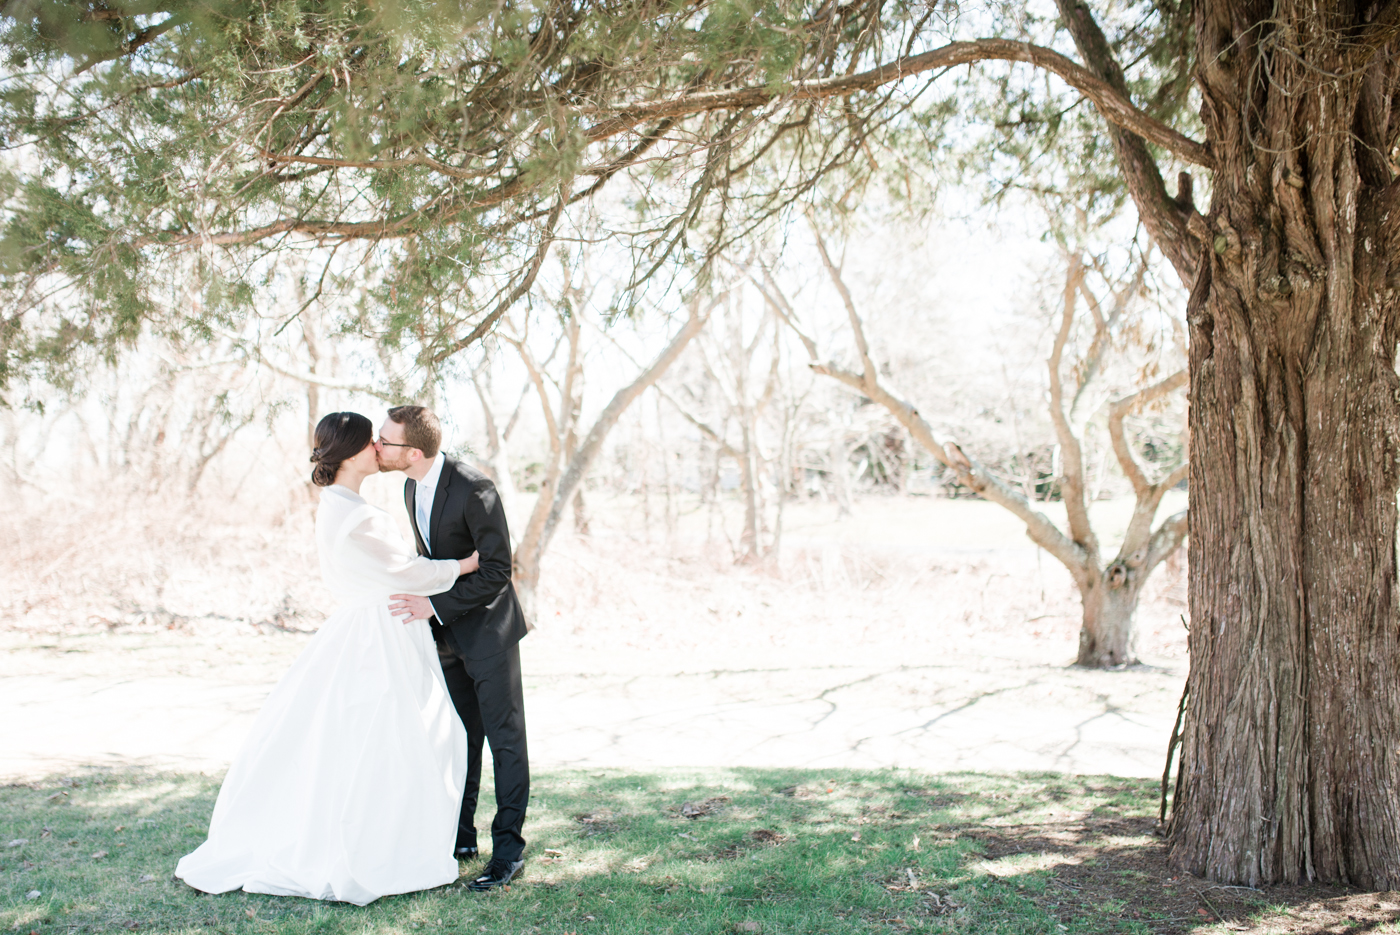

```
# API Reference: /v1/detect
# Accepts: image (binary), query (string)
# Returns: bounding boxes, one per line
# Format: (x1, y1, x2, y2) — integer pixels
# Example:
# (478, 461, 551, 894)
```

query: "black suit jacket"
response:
(407, 456, 528, 660)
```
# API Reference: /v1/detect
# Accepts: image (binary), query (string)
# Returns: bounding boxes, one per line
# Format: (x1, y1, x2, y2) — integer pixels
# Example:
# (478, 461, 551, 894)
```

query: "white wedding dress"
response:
(176, 484, 468, 905)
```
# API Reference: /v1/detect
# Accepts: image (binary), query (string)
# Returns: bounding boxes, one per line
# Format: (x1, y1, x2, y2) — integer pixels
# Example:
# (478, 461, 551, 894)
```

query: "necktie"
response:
(417, 484, 432, 553)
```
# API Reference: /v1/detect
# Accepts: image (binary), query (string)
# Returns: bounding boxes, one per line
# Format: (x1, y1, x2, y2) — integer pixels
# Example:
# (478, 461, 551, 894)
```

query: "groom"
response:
(377, 405, 530, 892)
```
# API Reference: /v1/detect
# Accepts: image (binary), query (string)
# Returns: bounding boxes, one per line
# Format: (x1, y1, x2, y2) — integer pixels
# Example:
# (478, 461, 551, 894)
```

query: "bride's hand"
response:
(458, 551, 480, 575)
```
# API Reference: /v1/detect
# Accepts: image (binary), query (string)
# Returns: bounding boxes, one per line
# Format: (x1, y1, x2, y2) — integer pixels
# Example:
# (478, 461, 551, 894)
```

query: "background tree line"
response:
(1, 199, 1189, 656)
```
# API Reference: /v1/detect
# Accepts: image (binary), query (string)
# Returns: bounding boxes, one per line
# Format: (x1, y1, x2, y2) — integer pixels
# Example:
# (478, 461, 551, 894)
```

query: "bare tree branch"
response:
(1108, 369, 1187, 495)
(809, 357, 1087, 570)
(580, 309, 743, 459)
(470, 361, 501, 452)
(204, 335, 398, 401)
(745, 262, 820, 362)
(501, 328, 563, 457)
(534, 294, 718, 555)
(798, 231, 1088, 571)
(808, 212, 879, 383)
(1047, 255, 1099, 559)
(1146, 509, 1188, 571)
(654, 383, 741, 458)
(1051, 0, 1199, 281)
(1069, 255, 1146, 421)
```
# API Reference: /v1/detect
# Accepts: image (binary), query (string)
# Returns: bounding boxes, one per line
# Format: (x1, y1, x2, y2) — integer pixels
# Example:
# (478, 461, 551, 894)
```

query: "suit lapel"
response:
(428, 456, 454, 555)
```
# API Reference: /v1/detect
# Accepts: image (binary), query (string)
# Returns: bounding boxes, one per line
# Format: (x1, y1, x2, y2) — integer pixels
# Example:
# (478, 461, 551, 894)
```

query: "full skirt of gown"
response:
(176, 487, 467, 905)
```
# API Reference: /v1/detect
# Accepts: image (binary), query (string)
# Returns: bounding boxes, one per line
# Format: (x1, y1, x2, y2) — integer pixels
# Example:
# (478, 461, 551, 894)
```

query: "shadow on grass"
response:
(2, 768, 1396, 935)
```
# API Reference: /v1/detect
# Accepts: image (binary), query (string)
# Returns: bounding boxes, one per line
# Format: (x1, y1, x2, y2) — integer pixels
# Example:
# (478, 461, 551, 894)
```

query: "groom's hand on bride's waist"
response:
(389, 594, 436, 624)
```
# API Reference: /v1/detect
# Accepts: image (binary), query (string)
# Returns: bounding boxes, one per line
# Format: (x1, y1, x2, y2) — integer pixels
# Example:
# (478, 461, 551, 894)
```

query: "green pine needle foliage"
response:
(0, 0, 1200, 393)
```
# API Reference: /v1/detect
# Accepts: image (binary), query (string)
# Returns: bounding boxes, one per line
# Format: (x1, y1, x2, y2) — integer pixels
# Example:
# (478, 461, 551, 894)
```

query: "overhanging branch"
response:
(132, 38, 1210, 252)
(584, 38, 1212, 169)
(429, 197, 565, 363)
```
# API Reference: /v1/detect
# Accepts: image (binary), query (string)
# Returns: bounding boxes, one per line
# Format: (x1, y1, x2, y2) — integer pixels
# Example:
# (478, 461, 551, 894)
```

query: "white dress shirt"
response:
(413, 453, 446, 554)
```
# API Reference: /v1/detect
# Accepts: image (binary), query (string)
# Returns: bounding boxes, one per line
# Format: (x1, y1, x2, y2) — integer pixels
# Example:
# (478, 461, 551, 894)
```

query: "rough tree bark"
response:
(1157, 2, 1400, 888)
(1030, 0, 1400, 885)
(767, 232, 1188, 667)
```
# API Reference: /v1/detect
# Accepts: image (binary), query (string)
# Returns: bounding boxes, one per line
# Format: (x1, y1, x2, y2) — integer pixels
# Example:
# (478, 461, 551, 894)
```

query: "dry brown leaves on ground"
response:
(573, 808, 619, 836)
(701, 828, 790, 863)
(967, 814, 1400, 934)
(677, 796, 731, 819)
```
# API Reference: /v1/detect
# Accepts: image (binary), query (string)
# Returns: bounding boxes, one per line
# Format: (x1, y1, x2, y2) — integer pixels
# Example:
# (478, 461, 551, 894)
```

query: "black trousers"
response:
(436, 639, 529, 862)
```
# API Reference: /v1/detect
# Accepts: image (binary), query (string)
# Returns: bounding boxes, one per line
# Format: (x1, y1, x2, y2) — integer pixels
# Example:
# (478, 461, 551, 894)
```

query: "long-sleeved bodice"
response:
(316, 485, 460, 602)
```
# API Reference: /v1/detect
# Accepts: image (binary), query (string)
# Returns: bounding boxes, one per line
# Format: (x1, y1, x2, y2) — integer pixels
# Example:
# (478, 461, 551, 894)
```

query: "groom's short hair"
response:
(386, 406, 442, 457)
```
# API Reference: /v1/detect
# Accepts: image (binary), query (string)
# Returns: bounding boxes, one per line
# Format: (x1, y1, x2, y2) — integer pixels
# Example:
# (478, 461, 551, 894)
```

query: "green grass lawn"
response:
(1, 769, 1177, 935)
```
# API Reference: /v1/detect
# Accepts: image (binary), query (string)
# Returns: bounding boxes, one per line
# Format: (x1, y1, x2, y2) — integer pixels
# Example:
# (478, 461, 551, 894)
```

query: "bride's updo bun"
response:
(310, 412, 373, 487)
(311, 457, 337, 488)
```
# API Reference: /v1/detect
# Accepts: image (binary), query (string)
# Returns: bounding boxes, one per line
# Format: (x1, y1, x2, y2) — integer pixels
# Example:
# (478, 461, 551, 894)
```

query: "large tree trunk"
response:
(1076, 571, 1141, 667)
(1165, 3, 1400, 888)
(1077, 509, 1187, 667)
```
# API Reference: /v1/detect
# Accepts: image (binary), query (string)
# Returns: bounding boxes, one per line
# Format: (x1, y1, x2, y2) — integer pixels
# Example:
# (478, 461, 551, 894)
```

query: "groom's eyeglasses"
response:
(376, 437, 415, 449)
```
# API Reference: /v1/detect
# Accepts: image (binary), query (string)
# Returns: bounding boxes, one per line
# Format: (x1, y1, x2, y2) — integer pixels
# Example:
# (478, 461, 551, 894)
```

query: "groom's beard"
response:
(377, 452, 409, 473)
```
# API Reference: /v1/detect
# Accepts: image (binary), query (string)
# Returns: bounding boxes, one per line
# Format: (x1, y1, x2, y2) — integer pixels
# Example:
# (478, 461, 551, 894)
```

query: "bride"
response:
(176, 412, 477, 905)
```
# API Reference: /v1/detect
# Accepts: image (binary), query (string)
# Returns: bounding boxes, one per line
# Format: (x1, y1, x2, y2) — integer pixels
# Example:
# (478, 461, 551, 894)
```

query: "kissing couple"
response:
(175, 406, 531, 905)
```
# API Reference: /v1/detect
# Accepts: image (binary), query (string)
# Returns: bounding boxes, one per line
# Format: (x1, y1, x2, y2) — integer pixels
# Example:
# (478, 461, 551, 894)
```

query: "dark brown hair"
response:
(310, 412, 373, 486)
(386, 405, 442, 458)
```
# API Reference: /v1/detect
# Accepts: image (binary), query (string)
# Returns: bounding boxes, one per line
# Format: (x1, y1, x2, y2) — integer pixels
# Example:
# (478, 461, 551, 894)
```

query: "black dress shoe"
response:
(454, 845, 479, 860)
(467, 858, 523, 891)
